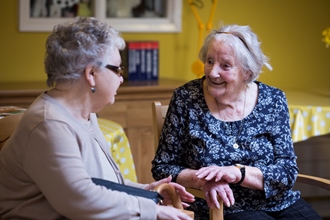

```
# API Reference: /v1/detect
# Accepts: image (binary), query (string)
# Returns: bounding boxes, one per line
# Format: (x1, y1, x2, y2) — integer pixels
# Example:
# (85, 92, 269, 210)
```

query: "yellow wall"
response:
(1, 0, 329, 91)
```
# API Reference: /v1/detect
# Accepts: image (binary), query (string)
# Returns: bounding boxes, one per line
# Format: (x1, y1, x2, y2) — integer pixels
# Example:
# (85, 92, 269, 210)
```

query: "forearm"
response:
(176, 169, 206, 189)
(240, 166, 264, 191)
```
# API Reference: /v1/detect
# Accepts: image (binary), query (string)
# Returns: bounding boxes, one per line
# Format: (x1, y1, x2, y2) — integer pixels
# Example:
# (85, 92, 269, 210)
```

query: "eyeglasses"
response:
(105, 64, 124, 77)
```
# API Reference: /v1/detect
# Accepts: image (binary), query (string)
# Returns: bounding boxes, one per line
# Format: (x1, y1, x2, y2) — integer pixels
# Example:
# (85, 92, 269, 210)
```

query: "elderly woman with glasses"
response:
(152, 24, 321, 220)
(0, 17, 194, 220)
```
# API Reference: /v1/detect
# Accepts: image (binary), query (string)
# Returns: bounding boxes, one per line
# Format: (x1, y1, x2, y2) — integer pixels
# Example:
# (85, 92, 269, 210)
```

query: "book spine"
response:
(127, 42, 140, 81)
(139, 42, 147, 81)
(145, 42, 153, 81)
(151, 41, 159, 81)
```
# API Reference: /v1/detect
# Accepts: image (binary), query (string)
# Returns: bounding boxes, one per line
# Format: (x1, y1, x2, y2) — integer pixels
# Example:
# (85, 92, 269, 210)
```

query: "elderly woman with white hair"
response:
(0, 17, 194, 220)
(152, 24, 321, 220)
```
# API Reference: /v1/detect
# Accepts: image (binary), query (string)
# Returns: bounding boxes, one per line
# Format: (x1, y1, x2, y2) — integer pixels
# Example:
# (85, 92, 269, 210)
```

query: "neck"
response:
(215, 85, 248, 121)
(47, 85, 91, 122)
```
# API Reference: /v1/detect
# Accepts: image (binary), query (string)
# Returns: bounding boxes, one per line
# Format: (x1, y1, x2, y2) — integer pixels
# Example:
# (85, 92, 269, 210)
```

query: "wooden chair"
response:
(0, 113, 24, 150)
(152, 101, 330, 219)
(154, 183, 194, 218)
(152, 101, 223, 220)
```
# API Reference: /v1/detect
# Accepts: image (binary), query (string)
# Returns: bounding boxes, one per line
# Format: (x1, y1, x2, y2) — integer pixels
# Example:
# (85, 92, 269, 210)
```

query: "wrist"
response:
(234, 164, 246, 185)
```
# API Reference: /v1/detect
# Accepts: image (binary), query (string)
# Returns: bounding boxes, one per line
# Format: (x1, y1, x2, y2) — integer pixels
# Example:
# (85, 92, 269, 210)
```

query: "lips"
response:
(212, 81, 226, 86)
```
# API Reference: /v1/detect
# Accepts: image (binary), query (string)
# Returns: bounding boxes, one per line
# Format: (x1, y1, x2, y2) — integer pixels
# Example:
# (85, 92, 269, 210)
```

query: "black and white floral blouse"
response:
(151, 77, 301, 219)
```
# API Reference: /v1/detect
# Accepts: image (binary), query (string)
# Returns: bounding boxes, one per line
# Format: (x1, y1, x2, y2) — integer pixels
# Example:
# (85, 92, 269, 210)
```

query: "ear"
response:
(85, 64, 96, 87)
(244, 71, 252, 81)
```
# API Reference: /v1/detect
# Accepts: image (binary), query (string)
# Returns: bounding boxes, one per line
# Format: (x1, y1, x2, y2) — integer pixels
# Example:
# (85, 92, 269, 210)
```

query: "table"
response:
(98, 118, 137, 182)
(285, 89, 330, 143)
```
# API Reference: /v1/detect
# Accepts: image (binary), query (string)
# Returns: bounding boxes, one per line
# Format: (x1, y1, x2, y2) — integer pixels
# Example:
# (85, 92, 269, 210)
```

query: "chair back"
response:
(152, 101, 169, 151)
(0, 113, 24, 150)
(151, 101, 224, 220)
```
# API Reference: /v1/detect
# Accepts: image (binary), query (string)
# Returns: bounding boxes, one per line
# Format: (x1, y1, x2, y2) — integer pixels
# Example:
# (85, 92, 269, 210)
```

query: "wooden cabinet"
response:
(0, 79, 185, 184)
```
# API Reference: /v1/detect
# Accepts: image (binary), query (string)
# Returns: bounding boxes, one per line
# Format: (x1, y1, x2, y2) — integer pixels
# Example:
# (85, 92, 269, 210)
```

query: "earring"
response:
(91, 86, 96, 93)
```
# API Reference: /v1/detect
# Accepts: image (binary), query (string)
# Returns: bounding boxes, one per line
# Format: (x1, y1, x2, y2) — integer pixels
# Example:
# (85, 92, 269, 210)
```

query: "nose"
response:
(208, 65, 221, 77)
(120, 76, 124, 84)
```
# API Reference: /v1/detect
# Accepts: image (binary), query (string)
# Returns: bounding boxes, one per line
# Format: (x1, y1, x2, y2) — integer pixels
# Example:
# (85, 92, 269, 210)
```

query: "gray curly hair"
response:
(199, 24, 272, 82)
(44, 17, 125, 87)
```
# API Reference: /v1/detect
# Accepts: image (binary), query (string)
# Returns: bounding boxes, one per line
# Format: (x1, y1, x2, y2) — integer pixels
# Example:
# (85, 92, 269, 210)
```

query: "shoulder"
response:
(25, 93, 80, 132)
(257, 81, 286, 100)
(173, 78, 203, 98)
(176, 78, 202, 90)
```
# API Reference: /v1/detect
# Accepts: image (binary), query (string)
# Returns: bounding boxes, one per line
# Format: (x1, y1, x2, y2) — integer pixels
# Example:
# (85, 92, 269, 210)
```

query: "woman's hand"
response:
(146, 176, 195, 208)
(196, 165, 240, 183)
(145, 175, 173, 190)
(197, 165, 265, 191)
(202, 180, 235, 208)
(156, 205, 193, 220)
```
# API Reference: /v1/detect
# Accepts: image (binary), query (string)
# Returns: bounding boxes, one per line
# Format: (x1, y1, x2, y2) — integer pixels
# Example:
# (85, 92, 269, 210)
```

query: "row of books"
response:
(121, 41, 159, 81)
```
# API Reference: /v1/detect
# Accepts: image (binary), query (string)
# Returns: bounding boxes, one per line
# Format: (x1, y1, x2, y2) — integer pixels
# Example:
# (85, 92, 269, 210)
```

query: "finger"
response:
(181, 202, 191, 208)
(204, 191, 214, 209)
(179, 195, 195, 203)
(149, 176, 172, 189)
(196, 168, 220, 180)
(196, 170, 214, 179)
(215, 173, 224, 182)
(169, 183, 195, 200)
(195, 167, 216, 176)
(169, 182, 186, 191)
(158, 175, 172, 184)
(195, 167, 208, 175)
(216, 187, 234, 207)
(203, 168, 223, 181)
(225, 187, 235, 206)
(209, 189, 220, 209)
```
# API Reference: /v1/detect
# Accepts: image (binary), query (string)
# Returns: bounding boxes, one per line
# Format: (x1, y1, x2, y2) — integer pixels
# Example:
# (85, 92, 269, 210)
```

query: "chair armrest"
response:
(297, 173, 330, 191)
(186, 187, 224, 220)
(154, 183, 194, 218)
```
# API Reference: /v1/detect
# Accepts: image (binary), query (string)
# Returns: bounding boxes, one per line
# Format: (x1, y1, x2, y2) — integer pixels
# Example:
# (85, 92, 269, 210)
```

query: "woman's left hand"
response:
(202, 180, 235, 208)
(196, 165, 239, 183)
(146, 176, 195, 207)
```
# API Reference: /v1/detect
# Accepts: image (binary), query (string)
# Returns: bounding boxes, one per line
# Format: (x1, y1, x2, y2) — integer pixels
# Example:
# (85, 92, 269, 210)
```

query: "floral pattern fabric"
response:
(151, 77, 301, 219)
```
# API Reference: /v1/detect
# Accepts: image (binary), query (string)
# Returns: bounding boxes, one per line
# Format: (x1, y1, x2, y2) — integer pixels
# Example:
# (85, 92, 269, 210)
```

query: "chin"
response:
(209, 86, 226, 97)
(108, 97, 115, 105)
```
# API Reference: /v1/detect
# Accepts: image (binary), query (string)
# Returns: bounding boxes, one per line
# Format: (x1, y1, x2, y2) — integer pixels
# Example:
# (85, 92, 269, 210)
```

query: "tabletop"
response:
(285, 89, 330, 143)
(98, 118, 137, 182)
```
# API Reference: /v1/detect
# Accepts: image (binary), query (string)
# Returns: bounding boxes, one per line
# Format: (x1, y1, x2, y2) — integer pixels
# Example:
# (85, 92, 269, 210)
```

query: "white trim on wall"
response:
(19, 0, 182, 33)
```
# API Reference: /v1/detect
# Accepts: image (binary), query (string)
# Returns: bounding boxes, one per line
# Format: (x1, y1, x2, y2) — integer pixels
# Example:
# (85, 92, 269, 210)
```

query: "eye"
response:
(206, 58, 213, 65)
(222, 63, 231, 70)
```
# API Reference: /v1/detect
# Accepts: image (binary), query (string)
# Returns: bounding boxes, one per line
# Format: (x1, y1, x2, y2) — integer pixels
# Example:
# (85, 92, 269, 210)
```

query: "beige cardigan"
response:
(0, 93, 156, 220)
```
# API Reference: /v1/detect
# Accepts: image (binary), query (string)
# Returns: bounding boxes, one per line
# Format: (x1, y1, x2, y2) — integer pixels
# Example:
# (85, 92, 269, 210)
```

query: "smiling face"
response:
(204, 39, 247, 99)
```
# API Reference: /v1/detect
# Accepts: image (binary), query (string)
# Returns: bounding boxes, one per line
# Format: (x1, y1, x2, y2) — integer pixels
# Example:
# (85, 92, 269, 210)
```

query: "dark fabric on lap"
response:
(224, 199, 322, 220)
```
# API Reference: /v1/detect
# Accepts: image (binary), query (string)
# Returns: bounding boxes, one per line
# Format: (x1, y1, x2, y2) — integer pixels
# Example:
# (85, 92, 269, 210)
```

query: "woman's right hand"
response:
(156, 205, 193, 220)
(202, 180, 235, 209)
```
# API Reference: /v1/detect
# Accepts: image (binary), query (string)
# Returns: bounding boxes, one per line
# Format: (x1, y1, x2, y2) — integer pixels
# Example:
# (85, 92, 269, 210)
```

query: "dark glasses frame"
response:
(105, 64, 124, 77)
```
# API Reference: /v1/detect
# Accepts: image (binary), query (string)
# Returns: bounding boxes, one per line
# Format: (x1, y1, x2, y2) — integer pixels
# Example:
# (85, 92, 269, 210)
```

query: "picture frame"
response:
(19, 0, 182, 33)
